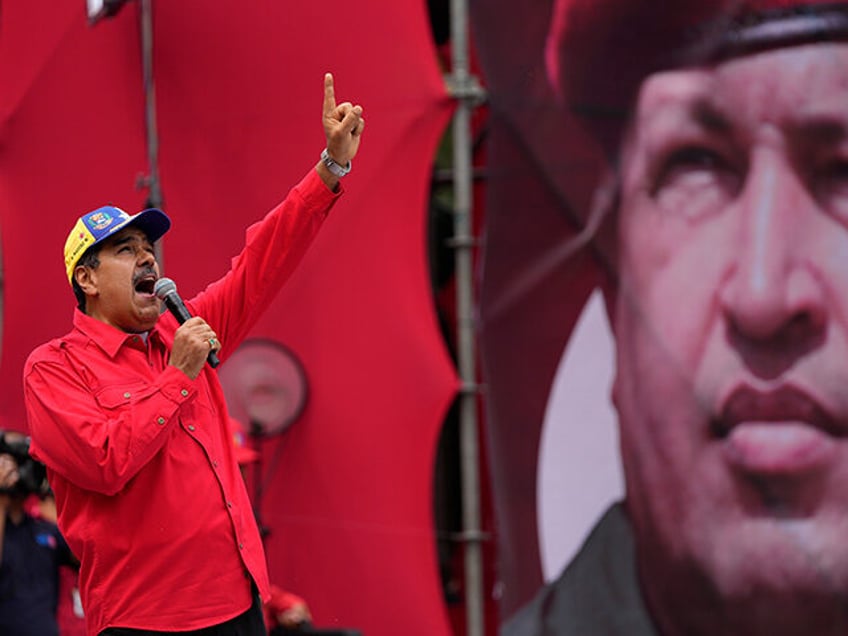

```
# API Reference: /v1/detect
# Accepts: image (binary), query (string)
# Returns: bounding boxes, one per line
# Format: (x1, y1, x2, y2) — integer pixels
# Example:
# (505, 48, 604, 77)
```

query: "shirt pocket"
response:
(93, 382, 158, 412)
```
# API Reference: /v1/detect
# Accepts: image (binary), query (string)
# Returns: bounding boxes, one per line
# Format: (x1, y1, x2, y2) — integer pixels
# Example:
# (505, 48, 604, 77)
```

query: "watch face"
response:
(219, 338, 308, 436)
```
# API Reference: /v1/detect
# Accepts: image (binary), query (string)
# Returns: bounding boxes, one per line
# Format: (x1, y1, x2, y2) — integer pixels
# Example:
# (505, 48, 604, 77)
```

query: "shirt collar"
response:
(72, 308, 160, 358)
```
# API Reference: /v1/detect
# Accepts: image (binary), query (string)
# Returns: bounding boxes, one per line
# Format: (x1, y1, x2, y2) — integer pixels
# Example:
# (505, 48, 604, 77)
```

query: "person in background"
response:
(229, 417, 313, 634)
(24, 73, 364, 636)
(0, 430, 78, 636)
(26, 494, 87, 636)
(265, 586, 313, 635)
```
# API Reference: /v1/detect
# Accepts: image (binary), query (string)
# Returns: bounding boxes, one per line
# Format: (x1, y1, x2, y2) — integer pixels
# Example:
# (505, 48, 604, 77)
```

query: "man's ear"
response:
(73, 266, 97, 297)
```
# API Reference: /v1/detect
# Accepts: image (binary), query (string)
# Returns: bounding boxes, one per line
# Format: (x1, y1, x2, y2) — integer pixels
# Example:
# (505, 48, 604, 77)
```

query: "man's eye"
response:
(816, 158, 848, 219)
(651, 146, 739, 219)
(655, 147, 726, 187)
(821, 159, 848, 183)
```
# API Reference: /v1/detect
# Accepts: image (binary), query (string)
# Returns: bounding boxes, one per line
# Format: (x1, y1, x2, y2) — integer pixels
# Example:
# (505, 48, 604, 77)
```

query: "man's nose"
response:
(718, 155, 827, 343)
(137, 247, 156, 267)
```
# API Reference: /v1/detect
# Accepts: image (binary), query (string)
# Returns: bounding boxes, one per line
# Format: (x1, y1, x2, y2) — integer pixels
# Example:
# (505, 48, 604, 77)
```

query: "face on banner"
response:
(613, 41, 848, 629)
(475, 1, 848, 633)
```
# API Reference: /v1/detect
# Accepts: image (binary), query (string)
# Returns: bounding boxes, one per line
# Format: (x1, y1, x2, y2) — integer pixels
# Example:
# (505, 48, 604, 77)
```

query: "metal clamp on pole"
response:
(444, 73, 488, 106)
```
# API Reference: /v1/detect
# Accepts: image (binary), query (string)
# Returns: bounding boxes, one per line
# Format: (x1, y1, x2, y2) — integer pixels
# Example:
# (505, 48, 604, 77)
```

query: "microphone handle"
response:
(163, 294, 220, 368)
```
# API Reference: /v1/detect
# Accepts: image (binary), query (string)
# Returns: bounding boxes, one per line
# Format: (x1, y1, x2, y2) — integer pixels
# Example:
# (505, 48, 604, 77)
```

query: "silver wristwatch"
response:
(320, 148, 351, 177)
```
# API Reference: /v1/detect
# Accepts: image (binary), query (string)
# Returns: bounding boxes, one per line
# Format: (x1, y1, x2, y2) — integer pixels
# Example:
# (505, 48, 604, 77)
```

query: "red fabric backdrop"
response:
(0, 2, 459, 634)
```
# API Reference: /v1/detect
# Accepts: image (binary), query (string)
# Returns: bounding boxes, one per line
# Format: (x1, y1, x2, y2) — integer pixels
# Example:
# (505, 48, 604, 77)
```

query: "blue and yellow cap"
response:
(63, 205, 171, 285)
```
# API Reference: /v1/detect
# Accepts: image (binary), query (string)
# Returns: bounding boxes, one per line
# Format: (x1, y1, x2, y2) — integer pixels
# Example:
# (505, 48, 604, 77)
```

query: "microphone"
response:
(154, 277, 220, 368)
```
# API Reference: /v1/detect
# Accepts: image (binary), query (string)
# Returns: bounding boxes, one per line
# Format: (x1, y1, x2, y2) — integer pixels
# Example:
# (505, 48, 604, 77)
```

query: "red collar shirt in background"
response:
(24, 169, 339, 636)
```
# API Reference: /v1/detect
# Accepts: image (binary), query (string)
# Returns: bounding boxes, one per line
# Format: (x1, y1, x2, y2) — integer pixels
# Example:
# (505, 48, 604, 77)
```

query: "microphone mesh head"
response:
(153, 277, 177, 299)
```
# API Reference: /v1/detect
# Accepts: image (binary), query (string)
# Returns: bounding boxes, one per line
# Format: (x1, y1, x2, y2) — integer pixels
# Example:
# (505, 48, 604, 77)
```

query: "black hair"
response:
(72, 246, 102, 312)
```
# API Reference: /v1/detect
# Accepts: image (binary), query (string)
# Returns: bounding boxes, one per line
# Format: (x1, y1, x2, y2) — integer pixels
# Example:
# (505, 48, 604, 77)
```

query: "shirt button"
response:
(123, 392, 131, 399)
(180, 389, 189, 397)
(227, 501, 233, 508)
(212, 460, 219, 467)
(157, 417, 166, 425)
(188, 425, 196, 432)
(239, 543, 244, 549)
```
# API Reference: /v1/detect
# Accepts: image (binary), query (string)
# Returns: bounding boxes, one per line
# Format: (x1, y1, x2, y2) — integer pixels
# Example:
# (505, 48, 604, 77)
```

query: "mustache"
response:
(132, 266, 157, 287)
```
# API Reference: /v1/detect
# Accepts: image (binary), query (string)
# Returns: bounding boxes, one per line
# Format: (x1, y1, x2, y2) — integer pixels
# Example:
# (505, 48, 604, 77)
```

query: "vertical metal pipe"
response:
(448, 0, 485, 633)
(139, 0, 164, 263)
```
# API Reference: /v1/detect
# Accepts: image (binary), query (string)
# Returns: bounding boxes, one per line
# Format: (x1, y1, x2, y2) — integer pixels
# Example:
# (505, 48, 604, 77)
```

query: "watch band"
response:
(320, 148, 351, 178)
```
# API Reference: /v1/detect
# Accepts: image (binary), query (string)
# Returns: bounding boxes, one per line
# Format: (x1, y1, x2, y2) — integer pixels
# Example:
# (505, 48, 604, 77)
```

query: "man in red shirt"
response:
(23, 73, 364, 636)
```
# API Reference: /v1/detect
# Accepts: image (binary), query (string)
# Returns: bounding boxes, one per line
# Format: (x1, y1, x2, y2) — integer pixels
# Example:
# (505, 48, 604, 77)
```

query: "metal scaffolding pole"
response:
(139, 0, 165, 263)
(446, 0, 486, 633)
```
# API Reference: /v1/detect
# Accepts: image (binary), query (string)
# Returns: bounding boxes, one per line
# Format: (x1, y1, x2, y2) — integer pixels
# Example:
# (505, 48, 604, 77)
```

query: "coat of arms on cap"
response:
(86, 211, 114, 231)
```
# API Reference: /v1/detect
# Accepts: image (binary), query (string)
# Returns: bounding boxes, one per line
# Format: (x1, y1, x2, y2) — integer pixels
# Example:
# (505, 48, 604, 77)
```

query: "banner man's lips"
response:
(714, 384, 842, 438)
(713, 383, 845, 476)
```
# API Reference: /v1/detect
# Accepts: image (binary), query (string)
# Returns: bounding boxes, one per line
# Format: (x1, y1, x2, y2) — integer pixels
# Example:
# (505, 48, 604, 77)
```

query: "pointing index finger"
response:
(323, 72, 336, 117)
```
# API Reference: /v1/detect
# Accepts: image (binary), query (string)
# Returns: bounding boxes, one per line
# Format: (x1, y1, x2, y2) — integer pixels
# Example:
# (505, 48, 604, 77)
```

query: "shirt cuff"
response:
(298, 166, 344, 207)
(159, 365, 198, 404)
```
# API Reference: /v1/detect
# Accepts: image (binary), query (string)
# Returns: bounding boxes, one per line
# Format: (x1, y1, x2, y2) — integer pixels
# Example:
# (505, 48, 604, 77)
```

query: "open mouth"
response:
(134, 274, 157, 296)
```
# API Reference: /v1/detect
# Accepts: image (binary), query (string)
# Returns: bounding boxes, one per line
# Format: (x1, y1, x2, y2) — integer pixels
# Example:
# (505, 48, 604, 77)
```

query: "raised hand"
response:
(320, 72, 365, 181)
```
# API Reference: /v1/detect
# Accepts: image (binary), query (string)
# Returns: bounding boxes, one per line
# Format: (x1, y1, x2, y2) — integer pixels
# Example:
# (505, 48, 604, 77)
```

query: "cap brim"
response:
(121, 207, 171, 244)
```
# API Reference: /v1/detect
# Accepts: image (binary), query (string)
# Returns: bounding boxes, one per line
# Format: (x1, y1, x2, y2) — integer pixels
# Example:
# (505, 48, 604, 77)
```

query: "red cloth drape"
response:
(0, 2, 458, 635)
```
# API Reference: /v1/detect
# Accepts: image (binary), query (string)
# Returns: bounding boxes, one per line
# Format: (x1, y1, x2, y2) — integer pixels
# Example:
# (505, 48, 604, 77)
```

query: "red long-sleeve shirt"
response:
(24, 169, 339, 636)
